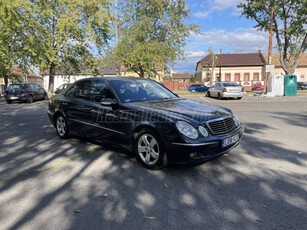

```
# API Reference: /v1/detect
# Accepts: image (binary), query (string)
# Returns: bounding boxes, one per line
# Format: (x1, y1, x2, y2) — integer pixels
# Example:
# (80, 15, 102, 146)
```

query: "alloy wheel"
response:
(56, 116, 67, 137)
(137, 134, 160, 166)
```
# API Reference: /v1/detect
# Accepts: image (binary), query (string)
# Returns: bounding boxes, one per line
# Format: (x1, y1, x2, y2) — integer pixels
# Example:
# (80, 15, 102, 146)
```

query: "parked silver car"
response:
(207, 82, 244, 100)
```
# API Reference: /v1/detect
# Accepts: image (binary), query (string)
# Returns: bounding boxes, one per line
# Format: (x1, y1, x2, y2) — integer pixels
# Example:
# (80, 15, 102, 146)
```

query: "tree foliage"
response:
(0, 0, 30, 87)
(238, 0, 307, 74)
(1, 0, 111, 92)
(114, 0, 200, 79)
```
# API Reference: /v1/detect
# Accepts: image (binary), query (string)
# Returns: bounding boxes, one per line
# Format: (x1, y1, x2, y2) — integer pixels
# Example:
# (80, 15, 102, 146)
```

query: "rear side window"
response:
(66, 81, 91, 100)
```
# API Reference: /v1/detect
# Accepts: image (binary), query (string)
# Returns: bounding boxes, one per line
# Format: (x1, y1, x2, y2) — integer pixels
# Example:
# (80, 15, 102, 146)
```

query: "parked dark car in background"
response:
(4, 83, 48, 104)
(53, 83, 71, 95)
(48, 77, 244, 169)
(207, 82, 244, 100)
(188, 84, 210, 93)
(297, 82, 307, 90)
(252, 83, 264, 91)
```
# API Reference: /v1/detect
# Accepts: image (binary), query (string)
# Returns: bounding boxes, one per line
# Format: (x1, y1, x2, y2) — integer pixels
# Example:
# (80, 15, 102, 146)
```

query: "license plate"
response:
(222, 134, 240, 147)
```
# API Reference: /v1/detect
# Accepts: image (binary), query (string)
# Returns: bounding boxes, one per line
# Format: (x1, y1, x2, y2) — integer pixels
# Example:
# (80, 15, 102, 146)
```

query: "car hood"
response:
(126, 98, 232, 124)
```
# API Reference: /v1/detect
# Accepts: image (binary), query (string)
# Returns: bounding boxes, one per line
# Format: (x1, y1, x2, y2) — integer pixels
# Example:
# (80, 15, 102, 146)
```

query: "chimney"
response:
(235, 50, 239, 54)
(258, 50, 262, 54)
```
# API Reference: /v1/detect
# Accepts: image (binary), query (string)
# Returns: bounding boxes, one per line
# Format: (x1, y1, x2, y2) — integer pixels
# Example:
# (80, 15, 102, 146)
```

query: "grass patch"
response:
(297, 90, 307, 94)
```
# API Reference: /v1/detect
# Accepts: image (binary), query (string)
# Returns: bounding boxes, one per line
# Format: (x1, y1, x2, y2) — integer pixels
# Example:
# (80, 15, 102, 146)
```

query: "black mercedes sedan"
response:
(48, 77, 244, 169)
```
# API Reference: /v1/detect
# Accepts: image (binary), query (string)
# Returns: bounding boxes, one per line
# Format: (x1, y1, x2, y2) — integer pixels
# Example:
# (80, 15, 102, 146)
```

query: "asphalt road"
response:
(0, 95, 306, 230)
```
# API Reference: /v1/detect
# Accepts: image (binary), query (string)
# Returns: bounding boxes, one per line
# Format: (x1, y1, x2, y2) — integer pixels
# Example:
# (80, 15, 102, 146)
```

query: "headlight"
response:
(176, 121, 198, 139)
(198, 126, 209, 137)
(233, 115, 240, 127)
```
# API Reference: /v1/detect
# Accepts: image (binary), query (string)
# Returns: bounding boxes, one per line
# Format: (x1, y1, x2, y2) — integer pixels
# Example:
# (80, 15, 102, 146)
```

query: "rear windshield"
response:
(7, 84, 24, 90)
(223, 82, 239, 87)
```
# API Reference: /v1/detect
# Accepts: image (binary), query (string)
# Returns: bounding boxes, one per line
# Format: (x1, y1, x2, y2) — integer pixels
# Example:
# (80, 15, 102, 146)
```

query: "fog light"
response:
(190, 152, 203, 159)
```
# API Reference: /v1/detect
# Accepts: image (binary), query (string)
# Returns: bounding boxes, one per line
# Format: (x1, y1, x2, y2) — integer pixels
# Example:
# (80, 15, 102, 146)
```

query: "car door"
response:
(211, 83, 218, 97)
(33, 84, 44, 99)
(87, 80, 131, 146)
(28, 84, 38, 100)
(62, 80, 94, 137)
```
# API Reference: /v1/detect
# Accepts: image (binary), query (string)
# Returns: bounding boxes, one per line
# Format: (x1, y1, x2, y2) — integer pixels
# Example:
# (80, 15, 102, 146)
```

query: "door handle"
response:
(83, 106, 92, 112)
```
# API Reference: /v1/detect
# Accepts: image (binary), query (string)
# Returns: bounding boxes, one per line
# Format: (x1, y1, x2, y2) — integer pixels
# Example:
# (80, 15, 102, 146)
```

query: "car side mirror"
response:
(100, 98, 118, 107)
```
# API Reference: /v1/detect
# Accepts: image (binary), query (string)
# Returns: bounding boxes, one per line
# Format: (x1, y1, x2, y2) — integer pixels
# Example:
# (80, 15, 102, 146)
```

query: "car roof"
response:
(76, 77, 156, 83)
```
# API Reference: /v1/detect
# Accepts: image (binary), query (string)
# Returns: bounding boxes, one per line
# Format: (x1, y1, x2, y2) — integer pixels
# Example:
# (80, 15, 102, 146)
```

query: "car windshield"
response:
(110, 79, 177, 103)
(223, 82, 239, 87)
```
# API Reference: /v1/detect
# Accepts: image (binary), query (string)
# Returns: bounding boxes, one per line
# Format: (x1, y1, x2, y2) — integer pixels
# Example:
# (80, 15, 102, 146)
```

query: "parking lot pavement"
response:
(0, 97, 306, 230)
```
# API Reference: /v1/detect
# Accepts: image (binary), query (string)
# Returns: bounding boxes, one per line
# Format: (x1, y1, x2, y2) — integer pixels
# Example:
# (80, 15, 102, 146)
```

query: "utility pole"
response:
(210, 59, 215, 87)
(266, 7, 274, 92)
(268, 7, 274, 65)
(219, 48, 222, 82)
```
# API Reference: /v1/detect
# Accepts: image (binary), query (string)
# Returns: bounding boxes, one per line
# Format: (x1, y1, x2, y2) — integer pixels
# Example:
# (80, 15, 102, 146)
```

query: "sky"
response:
(172, 0, 275, 73)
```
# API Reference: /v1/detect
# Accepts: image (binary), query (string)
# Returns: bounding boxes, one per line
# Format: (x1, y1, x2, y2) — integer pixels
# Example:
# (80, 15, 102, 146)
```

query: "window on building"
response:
(235, 73, 240, 82)
(225, 73, 231, 82)
(244, 73, 250, 81)
(254, 73, 259, 81)
(109, 67, 113, 71)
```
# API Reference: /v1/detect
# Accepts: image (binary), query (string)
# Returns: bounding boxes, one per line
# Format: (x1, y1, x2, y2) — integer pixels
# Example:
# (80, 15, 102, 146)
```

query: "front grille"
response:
(207, 116, 235, 135)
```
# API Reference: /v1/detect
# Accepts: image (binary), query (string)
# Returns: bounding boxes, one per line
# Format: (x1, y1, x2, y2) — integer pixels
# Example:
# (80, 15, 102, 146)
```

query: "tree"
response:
(114, 0, 199, 79)
(5, 0, 111, 92)
(0, 0, 30, 88)
(238, 0, 307, 74)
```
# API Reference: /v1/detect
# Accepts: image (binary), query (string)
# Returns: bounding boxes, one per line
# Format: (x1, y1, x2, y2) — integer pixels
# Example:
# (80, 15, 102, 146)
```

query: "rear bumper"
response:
(222, 92, 244, 98)
(5, 95, 28, 101)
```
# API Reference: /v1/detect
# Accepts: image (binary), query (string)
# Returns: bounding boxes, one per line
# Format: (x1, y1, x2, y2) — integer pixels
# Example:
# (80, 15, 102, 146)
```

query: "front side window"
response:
(29, 84, 35, 90)
(90, 81, 115, 102)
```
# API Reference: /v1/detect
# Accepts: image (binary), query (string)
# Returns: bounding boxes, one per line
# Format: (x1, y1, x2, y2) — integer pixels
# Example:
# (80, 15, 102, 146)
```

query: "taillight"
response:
(22, 89, 28, 94)
(241, 88, 244, 92)
(222, 88, 227, 92)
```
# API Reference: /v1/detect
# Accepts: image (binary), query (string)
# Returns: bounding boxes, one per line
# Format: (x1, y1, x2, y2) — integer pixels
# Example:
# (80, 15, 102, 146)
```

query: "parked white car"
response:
(207, 82, 244, 100)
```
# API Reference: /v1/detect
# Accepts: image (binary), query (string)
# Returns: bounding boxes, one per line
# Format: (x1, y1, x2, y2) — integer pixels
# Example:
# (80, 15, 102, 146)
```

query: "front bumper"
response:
(165, 125, 244, 164)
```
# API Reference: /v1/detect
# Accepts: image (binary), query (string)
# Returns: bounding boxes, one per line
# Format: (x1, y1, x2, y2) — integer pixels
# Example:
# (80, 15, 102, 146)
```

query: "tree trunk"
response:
(48, 63, 56, 93)
(4, 76, 8, 89)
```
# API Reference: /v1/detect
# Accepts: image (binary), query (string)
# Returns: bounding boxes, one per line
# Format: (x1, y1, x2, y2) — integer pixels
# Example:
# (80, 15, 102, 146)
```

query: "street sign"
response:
(266, 65, 275, 73)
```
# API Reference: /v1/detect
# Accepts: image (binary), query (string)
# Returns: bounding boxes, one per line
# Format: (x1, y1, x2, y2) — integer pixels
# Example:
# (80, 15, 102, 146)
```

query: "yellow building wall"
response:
(271, 67, 307, 82)
(121, 69, 165, 82)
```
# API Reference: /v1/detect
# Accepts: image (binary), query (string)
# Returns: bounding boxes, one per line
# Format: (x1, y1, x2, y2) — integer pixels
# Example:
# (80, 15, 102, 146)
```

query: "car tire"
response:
(191, 89, 196, 93)
(27, 95, 33, 103)
(56, 114, 69, 139)
(237, 97, 242, 100)
(6, 100, 12, 104)
(134, 128, 167, 169)
(44, 93, 48, 100)
(207, 92, 210, 97)
(218, 93, 222, 100)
